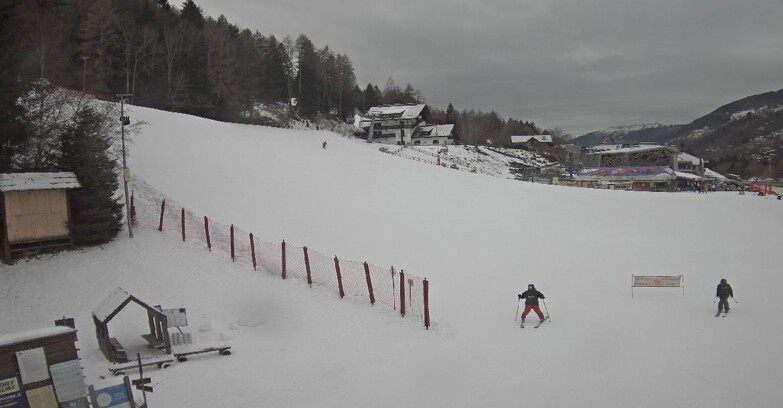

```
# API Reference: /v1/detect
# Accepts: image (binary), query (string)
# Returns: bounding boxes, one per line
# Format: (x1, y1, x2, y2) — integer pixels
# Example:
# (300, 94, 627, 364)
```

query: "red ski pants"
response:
(521, 305, 544, 320)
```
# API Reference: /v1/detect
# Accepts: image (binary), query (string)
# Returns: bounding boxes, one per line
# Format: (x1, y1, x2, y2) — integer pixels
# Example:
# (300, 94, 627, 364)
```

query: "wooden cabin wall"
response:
(3, 190, 69, 243)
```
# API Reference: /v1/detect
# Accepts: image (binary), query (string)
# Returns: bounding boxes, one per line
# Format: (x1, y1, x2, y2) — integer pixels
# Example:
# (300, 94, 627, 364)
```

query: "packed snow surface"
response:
(2, 105, 783, 408)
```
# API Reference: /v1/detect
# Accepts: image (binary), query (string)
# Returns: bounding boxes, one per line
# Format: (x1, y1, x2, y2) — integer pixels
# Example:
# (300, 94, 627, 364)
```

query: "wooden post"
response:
(334, 256, 345, 298)
(281, 240, 286, 279)
(230, 224, 235, 262)
(303, 246, 312, 287)
(250, 233, 257, 270)
(364, 262, 375, 305)
(391, 267, 397, 310)
(204, 217, 212, 251)
(400, 269, 406, 317)
(158, 199, 165, 231)
(424, 278, 430, 329)
(180, 208, 185, 241)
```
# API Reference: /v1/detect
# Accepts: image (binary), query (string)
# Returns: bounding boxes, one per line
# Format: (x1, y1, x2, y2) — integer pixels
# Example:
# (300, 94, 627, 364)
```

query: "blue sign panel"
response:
(0, 374, 29, 408)
(93, 384, 130, 408)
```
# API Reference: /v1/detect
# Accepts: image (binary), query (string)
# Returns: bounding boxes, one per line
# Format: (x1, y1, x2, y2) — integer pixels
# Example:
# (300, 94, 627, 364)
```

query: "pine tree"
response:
(59, 106, 123, 245)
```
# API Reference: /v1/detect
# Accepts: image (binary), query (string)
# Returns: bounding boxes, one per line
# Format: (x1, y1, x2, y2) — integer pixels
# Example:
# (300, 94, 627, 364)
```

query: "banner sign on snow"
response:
(633, 275, 683, 287)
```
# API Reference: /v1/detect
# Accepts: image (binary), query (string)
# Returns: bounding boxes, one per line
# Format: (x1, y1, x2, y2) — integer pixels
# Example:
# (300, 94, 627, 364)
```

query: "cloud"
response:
(194, 0, 783, 136)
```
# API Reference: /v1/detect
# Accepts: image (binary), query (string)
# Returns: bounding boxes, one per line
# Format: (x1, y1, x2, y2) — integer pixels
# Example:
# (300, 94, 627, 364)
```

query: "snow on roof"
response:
(418, 124, 454, 137)
(594, 145, 676, 155)
(0, 326, 75, 348)
(510, 135, 553, 144)
(673, 171, 703, 180)
(576, 166, 676, 181)
(92, 287, 133, 323)
(704, 168, 729, 181)
(0, 172, 81, 192)
(678, 152, 702, 165)
(366, 104, 425, 120)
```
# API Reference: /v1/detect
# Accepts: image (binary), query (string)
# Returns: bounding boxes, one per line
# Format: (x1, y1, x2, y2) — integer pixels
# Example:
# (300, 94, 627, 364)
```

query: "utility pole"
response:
(117, 94, 133, 238)
(81, 56, 90, 93)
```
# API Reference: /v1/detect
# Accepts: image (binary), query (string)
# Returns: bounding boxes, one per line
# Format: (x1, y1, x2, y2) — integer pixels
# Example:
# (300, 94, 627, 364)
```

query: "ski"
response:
(715, 312, 721, 317)
(534, 316, 549, 328)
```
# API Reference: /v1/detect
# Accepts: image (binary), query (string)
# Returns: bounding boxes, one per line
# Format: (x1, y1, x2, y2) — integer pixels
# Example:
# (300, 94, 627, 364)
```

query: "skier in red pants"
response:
(518, 284, 546, 324)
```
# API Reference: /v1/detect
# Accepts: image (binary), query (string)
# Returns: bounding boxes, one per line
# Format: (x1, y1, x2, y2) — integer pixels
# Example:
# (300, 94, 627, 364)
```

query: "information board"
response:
(24, 386, 57, 408)
(163, 308, 188, 327)
(49, 360, 87, 403)
(15, 348, 49, 385)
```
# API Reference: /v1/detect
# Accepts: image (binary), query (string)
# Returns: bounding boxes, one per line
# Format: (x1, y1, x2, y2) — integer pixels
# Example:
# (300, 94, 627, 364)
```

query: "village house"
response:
(354, 104, 454, 146)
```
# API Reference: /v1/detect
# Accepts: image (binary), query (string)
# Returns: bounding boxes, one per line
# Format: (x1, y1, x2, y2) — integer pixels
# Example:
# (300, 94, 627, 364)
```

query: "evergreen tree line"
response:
(1, 0, 368, 121)
(2, 0, 547, 145)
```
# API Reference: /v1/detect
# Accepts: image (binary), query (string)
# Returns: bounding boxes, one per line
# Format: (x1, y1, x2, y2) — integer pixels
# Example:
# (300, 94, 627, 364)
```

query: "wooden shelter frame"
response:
(92, 287, 171, 363)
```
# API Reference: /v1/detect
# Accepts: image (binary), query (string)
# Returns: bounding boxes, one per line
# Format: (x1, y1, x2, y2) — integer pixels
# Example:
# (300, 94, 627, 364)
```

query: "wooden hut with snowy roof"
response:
(0, 172, 81, 261)
(92, 287, 171, 363)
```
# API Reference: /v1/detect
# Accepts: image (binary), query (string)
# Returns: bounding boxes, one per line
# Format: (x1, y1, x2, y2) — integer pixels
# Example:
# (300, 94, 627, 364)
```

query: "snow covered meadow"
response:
(2, 105, 783, 407)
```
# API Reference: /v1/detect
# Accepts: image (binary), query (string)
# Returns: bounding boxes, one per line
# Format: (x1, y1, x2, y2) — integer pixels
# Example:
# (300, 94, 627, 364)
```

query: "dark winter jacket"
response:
(518, 289, 545, 305)
(716, 283, 733, 299)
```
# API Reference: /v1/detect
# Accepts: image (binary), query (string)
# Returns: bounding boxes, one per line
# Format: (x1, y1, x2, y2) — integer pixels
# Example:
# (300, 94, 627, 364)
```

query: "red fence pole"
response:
(158, 200, 165, 231)
(303, 246, 312, 287)
(334, 256, 345, 298)
(180, 208, 185, 241)
(230, 224, 235, 262)
(400, 269, 406, 317)
(424, 278, 430, 329)
(281, 240, 286, 279)
(130, 192, 137, 227)
(249, 233, 257, 271)
(204, 217, 211, 251)
(364, 262, 375, 305)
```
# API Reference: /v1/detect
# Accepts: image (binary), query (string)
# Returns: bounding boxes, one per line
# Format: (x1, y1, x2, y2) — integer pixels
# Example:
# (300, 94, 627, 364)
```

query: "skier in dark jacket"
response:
(716, 278, 734, 314)
(518, 284, 546, 323)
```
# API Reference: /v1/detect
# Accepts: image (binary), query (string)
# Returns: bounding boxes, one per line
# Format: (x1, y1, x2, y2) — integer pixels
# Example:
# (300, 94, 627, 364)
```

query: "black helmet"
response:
(720, 278, 727, 284)
(528, 284, 535, 289)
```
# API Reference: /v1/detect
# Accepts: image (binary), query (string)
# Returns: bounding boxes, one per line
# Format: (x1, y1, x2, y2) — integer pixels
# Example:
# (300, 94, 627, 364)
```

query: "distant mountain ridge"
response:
(572, 89, 783, 178)
(573, 123, 684, 148)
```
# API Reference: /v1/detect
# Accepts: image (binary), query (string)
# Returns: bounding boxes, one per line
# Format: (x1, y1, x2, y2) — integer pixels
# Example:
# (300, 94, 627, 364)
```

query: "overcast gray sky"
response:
(193, 0, 783, 136)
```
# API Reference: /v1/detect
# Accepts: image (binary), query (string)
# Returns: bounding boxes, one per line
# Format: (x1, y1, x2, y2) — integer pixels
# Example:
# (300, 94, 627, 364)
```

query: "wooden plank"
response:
(4, 190, 69, 242)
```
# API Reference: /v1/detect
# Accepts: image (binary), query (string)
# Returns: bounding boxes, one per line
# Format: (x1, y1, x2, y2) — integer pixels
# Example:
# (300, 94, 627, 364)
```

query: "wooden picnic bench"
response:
(109, 337, 128, 363)
(173, 345, 232, 362)
(108, 355, 174, 376)
(141, 333, 167, 350)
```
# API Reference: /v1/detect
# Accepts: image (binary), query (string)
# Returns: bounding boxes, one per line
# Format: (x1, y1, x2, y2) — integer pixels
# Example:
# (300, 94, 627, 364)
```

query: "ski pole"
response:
(542, 299, 551, 322)
(732, 297, 738, 303)
(515, 299, 520, 321)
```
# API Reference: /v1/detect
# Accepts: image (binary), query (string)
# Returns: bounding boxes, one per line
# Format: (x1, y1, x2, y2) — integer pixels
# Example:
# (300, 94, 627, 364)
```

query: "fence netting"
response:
(131, 185, 429, 326)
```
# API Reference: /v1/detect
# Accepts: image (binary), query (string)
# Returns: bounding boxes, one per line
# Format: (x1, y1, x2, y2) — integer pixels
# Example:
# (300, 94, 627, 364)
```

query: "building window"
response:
(414, 140, 421, 145)
(433, 140, 439, 145)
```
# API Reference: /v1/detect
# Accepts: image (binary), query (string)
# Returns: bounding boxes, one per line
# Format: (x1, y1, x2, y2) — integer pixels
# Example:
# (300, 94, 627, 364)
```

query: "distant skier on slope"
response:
(716, 278, 734, 316)
(518, 284, 546, 324)
(322, 140, 327, 149)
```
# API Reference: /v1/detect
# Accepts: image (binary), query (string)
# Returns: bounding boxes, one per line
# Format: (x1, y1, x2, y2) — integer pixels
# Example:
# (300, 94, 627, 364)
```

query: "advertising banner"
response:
(633, 275, 683, 287)
(93, 384, 131, 408)
(0, 374, 28, 408)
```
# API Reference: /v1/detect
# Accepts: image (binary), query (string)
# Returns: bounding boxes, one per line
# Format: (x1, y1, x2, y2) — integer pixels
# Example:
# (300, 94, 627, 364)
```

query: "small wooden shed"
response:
(0, 172, 81, 261)
(92, 287, 171, 363)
